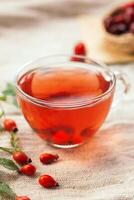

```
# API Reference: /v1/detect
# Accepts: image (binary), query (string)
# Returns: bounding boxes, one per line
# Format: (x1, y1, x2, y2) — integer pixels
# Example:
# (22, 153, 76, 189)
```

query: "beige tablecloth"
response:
(0, 1, 134, 199)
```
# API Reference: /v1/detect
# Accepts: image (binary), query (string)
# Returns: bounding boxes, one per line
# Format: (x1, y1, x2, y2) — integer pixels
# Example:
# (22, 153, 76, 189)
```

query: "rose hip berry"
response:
(51, 130, 70, 145)
(16, 196, 31, 200)
(70, 42, 87, 62)
(74, 42, 86, 56)
(13, 151, 31, 165)
(38, 174, 59, 189)
(19, 164, 36, 176)
(124, 7, 134, 24)
(122, 2, 134, 9)
(40, 153, 59, 164)
(3, 118, 18, 132)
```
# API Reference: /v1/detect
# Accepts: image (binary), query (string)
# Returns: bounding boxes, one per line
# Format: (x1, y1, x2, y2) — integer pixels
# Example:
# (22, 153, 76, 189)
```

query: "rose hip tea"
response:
(17, 61, 114, 148)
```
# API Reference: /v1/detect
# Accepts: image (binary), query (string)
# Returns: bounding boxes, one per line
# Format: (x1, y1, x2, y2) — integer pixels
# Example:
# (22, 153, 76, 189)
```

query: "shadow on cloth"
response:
(60, 123, 134, 168)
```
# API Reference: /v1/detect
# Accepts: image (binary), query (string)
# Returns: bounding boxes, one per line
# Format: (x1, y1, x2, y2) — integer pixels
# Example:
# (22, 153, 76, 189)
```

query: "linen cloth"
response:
(0, 0, 134, 199)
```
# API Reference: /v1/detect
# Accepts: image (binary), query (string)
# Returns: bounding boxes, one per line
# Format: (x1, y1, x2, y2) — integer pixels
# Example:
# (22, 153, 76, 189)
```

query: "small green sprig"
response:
(0, 147, 13, 154)
(0, 158, 19, 171)
(0, 132, 21, 154)
(10, 132, 21, 152)
(0, 83, 18, 107)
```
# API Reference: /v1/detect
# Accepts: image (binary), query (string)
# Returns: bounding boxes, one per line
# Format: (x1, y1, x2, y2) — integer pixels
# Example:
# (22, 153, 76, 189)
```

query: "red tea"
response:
(17, 67, 114, 147)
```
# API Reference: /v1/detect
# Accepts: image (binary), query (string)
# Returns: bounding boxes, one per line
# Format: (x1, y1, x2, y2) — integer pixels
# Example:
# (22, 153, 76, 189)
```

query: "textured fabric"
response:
(0, 0, 134, 199)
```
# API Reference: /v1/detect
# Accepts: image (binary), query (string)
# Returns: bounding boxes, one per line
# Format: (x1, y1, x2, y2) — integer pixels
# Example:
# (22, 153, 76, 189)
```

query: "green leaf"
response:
(0, 158, 19, 171)
(0, 182, 16, 199)
(2, 83, 16, 97)
(10, 132, 21, 152)
(0, 147, 13, 154)
(0, 83, 18, 108)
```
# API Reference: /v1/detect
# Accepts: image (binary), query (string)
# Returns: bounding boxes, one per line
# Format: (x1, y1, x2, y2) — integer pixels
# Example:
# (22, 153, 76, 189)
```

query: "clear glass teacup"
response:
(15, 55, 129, 148)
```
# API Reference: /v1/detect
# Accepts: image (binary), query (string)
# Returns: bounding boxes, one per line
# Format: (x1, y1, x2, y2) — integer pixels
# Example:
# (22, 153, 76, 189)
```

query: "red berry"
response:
(3, 118, 18, 132)
(16, 196, 31, 200)
(113, 14, 125, 24)
(74, 42, 86, 56)
(51, 130, 70, 145)
(38, 174, 59, 188)
(19, 164, 36, 176)
(124, 7, 134, 24)
(122, 2, 134, 9)
(40, 153, 59, 164)
(13, 151, 31, 165)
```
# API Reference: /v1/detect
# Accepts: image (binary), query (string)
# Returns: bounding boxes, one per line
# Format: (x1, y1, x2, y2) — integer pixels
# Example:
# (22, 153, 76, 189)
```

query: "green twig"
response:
(10, 132, 21, 152)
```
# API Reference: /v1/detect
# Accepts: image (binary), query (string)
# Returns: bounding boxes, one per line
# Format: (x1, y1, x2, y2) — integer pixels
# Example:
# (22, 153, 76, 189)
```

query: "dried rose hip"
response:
(19, 164, 36, 176)
(104, 16, 113, 31)
(38, 174, 59, 188)
(122, 2, 134, 9)
(109, 23, 128, 35)
(16, 196, 31, 200)
(124, 7, 134, 24)
(113, 14, 125, 24)
(3, 118, 18, 132)
(13, 151, 31, 165)
(40, 153, 59, 164)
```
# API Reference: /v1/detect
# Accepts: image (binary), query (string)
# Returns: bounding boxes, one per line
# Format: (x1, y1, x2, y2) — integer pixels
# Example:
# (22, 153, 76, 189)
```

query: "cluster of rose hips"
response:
(104, 1, 134, 35)
(2, 118, 59, 200)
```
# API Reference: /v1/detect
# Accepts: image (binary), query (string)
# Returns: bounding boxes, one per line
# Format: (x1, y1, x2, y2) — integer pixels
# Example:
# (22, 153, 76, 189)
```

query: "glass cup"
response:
(15, 55, 129, 148)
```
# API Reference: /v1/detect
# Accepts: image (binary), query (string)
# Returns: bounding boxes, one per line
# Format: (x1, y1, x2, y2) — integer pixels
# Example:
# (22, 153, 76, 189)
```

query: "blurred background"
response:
(0, 0, 127, 83)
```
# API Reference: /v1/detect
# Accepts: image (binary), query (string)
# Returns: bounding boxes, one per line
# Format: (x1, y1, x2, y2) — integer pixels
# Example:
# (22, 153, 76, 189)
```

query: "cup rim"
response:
(15, 54, 116, 108)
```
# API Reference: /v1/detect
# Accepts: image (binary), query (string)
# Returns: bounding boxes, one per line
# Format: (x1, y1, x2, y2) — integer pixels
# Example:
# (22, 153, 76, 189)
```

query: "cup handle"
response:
(112, 71, 130, 108)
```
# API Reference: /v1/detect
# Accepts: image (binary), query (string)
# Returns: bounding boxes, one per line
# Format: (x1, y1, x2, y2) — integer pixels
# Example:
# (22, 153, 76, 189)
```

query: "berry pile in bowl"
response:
(103, 1, 134, 53)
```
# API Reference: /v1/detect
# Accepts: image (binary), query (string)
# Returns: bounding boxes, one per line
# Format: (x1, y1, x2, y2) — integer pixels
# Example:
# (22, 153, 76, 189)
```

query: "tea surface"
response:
(19, 67, 111, 104)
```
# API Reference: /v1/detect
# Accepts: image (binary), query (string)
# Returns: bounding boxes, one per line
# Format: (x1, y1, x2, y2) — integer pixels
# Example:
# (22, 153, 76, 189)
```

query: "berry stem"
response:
(10, 132, 21, 152)
(0, 147, 13, 154)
